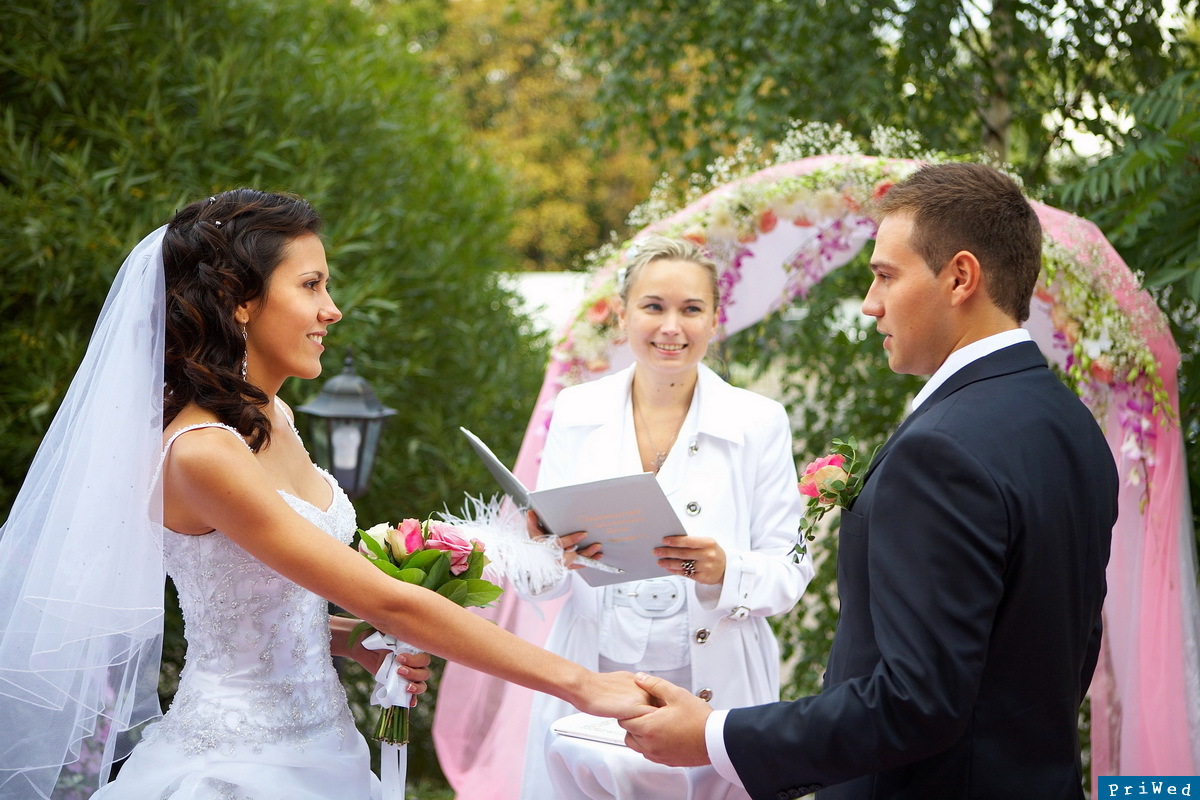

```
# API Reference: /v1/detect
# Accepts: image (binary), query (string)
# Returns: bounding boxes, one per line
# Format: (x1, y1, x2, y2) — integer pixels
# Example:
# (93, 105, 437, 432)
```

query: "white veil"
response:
(0, 226, 168, 799)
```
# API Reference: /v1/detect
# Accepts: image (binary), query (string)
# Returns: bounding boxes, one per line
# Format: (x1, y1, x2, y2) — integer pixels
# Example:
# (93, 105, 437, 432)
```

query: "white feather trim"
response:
(438, 495, 567, 597)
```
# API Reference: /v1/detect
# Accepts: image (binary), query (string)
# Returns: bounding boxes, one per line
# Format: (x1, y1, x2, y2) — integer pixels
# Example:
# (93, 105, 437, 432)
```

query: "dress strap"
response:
(274, 395, 300, 436)
(151, 422, 251, 493)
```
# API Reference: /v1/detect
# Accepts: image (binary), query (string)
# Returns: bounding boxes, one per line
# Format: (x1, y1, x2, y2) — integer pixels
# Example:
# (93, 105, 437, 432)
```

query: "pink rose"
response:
(425, 522, 479, 575)
(585, 298, 613, 325)
(798, 454, 848, 502)
(388, 518, 424, 559)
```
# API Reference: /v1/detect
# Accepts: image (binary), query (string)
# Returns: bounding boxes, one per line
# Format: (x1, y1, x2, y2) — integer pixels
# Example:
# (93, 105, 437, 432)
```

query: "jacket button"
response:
(685, 501, 701, 515)
(694, 628, 711, 643)
(697, 688, 713, 701)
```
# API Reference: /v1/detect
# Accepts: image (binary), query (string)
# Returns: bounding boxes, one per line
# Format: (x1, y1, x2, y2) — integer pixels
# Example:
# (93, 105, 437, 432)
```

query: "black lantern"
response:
(298, 351, 396, 499)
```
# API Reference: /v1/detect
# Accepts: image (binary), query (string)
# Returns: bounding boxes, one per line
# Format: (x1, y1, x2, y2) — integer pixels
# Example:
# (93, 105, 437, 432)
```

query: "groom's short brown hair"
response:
(875, 162, 1042, 323)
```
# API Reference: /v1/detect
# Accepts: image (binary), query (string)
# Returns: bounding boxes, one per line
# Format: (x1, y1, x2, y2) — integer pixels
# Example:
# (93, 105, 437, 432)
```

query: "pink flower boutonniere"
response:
(792, 437, 879, 562)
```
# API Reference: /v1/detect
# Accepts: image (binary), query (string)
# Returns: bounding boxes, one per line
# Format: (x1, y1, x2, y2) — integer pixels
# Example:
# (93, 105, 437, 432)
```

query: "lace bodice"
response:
(148, 425, 359, 758)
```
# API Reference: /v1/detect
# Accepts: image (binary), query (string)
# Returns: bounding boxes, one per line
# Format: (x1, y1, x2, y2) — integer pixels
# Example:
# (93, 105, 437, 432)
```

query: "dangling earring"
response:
(241, 326, 248, 380)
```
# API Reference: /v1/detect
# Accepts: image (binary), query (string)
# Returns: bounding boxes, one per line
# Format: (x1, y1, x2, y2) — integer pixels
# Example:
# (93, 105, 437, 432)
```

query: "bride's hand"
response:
(348, 642, 432, 705)
(350, 646, 432, 705)
(395, 651, 432, 706)
(574, 670, 655, 720)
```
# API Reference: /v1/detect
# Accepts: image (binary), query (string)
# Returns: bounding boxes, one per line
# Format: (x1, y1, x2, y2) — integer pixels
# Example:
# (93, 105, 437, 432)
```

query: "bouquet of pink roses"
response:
(351, 518, 502, 744)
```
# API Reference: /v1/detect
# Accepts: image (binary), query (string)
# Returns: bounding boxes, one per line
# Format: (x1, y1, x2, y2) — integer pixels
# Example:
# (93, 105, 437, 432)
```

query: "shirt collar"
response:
(910, 328, 1032, 412)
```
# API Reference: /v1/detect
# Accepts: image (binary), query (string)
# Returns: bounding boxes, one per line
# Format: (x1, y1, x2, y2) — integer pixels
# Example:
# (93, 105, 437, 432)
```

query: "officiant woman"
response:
(517, 235, 815, 800)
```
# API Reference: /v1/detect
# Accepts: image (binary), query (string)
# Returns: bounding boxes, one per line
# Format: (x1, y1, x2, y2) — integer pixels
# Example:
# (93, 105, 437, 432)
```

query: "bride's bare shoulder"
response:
(162, 413, 254, 479)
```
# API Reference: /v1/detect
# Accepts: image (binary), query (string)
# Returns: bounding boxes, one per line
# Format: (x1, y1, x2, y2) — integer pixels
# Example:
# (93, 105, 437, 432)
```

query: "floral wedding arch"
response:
(434, 140, 1200, 796)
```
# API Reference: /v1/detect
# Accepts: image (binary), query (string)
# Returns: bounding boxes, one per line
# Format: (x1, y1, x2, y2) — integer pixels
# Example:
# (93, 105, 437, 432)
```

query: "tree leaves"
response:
(556, 0, 1184, 185)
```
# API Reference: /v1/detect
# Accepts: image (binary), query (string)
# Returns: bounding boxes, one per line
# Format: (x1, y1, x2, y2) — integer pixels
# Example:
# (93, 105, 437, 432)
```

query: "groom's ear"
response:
(945, 250, 983, 308)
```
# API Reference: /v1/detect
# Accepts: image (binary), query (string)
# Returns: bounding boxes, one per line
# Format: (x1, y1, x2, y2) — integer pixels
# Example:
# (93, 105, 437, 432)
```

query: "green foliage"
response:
(1, 0, 547, 786)
(1056, 66, 1200, 532)
(722, 253, 922, 698)
(384, 0, 658, 271)
(555, 0, 1189, 184)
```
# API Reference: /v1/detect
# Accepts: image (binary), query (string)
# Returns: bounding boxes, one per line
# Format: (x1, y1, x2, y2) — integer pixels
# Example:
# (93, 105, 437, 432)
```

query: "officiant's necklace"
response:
(633, 397, 687, 474)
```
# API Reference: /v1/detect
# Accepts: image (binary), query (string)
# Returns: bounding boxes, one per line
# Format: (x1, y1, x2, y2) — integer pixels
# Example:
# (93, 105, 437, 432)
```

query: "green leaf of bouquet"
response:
(402, 549, 443, 571)
(358, 531, 390, 562)
(348, 620, 376, 649)
(437, 579, 470, 605)
(371, 558, 405, 580)
(461, 549, 487, 580)
(421, 553, 451, 590)
(397, 567, 427, 584)
(459, 578, 504, 608)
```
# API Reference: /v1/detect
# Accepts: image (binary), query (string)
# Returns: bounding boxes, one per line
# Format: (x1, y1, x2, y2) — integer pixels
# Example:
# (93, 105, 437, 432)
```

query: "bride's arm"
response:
(163, 429, 651, 719)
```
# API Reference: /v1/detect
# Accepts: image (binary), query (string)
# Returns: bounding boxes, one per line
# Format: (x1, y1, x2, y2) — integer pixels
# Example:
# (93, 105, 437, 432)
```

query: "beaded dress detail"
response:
(94, 423, 380, 800)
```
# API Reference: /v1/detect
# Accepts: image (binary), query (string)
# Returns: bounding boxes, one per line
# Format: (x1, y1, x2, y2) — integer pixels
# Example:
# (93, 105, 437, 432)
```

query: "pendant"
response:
(652, 451, 668, 473)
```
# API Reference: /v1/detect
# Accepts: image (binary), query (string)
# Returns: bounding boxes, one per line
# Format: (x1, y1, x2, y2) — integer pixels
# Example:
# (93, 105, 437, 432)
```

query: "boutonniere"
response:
(792, 437, 879, 562)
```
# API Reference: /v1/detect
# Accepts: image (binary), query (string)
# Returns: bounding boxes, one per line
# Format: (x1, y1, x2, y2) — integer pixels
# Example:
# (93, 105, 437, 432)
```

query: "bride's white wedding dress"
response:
(94, 423, 380, 800)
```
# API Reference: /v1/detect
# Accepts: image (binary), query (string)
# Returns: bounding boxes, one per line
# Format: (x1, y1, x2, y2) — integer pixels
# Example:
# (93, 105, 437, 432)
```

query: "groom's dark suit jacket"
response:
(725, 342, 1117, 800)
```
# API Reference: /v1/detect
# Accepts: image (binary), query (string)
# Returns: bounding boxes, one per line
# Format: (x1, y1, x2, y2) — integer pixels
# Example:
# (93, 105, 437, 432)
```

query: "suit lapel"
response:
(860, 341, 1047, 486)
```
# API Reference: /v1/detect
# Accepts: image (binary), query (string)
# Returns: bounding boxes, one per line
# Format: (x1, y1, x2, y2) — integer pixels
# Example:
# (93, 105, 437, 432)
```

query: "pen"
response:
(532, 533, 625, 574)
(573, 553, 625, 574)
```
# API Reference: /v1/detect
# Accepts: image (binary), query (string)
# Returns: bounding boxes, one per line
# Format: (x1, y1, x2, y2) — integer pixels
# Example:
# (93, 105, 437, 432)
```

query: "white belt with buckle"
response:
(609, 578, 687, 618)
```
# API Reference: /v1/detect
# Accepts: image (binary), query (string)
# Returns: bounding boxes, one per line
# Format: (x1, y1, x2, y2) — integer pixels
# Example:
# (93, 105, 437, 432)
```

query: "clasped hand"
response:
(618, 672, 714, 767)
(573, 670, 712, 767)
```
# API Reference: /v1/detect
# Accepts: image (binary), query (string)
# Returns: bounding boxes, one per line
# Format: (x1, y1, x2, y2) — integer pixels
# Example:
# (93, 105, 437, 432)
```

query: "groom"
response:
(620, 162, 1118, 799)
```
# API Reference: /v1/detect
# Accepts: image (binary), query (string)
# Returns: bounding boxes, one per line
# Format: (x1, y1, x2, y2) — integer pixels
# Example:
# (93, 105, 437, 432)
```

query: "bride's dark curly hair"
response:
(163, 188, 322, 451)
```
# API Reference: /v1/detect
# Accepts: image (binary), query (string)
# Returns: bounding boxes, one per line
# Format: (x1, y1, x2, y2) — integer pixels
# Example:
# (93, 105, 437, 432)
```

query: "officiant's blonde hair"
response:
(618, 235, 720, 309)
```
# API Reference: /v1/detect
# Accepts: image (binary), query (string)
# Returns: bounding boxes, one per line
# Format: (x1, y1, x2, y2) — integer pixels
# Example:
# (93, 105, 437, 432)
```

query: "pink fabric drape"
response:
(432, 158, 1200, 798)
(1034, 205, 1200, 782)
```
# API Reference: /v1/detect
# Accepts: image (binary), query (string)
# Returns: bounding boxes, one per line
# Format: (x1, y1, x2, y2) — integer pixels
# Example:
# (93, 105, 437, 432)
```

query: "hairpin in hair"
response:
(213, 220, 223, 227)
(208, 196, 217, 204)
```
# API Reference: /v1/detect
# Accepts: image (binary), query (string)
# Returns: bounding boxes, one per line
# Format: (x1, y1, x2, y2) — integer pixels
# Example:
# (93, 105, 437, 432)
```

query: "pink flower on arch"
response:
(585, 298, 613, 325)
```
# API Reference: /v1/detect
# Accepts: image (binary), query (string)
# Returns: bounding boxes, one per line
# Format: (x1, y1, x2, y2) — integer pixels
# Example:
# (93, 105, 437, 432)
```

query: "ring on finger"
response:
(681, 559, 696, 578)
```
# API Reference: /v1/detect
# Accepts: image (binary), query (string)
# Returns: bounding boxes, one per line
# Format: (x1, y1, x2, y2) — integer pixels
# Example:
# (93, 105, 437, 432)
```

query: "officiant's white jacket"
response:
(519, 363, 813, 799)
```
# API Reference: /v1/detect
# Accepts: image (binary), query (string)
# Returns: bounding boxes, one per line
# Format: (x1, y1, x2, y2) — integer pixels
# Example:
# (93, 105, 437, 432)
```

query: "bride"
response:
(0, 189, 649, 799)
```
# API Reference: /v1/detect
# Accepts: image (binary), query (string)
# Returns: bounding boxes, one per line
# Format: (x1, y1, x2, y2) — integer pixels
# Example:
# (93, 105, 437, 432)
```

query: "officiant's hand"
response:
(655, 535, 726, 585)
(525, 510, 603, 570)
(620, 672, 713, 767)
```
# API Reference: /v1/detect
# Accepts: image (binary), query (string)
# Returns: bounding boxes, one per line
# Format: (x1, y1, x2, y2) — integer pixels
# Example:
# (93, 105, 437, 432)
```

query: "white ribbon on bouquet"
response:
(362, 632, 422, 800)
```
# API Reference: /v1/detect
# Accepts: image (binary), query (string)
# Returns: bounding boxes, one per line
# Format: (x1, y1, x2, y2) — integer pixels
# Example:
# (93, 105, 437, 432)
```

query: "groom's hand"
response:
(620, 672, 713, 767)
